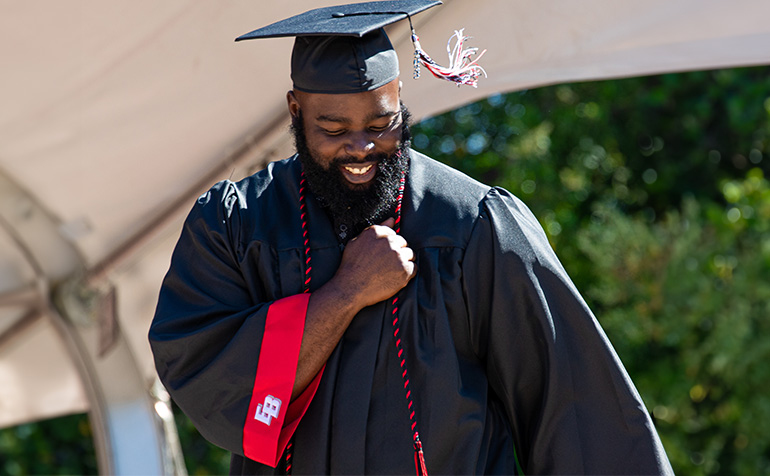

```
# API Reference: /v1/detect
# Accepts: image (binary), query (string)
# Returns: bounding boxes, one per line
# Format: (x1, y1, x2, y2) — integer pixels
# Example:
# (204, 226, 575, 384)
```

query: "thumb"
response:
(379, 217, 396, 229)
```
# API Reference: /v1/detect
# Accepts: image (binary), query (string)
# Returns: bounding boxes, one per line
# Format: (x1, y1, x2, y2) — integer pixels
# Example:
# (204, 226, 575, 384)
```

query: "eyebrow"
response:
(315, 110, 399, 123)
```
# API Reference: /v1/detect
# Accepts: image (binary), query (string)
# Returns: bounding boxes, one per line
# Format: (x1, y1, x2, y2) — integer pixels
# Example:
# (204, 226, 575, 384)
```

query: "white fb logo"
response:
(255, 395, 282, 425)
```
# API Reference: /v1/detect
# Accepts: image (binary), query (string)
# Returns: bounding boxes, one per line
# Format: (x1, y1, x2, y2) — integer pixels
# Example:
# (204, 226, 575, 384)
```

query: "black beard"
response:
(291, 103, 412, 229)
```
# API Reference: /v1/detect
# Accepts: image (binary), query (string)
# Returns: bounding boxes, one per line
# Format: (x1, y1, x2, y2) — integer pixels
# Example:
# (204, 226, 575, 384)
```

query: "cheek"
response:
(377, 128, 402, 153)
(305, 134, 341, 168)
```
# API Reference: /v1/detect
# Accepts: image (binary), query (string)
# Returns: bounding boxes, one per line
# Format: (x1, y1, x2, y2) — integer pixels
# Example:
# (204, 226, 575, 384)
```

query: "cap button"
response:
(332, 12, 346, 18)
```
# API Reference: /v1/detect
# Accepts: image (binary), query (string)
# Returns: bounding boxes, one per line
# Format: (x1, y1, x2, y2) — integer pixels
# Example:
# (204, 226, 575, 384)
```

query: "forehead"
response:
(296, 79, 400, 121)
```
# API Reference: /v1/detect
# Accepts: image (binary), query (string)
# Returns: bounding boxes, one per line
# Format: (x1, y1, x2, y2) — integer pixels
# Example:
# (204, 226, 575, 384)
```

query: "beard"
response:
(291, 103, 412, 228)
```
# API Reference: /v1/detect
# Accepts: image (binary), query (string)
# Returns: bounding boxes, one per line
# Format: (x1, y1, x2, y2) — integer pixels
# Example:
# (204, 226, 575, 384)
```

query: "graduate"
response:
(149, 1, 674, 474)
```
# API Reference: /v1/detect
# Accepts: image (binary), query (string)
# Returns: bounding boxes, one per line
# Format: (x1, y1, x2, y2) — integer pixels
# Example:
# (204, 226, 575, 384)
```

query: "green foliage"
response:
(3, 65, 769, 475)
(578, 190, 770, 475)
(0, 414, 97, 475)
(173, 402, 231, 475)
(411, 65, 770, 475)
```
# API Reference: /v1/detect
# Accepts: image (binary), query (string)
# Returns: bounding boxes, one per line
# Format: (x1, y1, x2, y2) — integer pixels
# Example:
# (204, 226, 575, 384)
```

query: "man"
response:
(149, 1, 674, 474)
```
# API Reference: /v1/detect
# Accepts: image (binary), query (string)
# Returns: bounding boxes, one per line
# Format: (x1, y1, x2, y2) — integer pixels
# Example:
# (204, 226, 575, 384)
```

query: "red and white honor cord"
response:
(295, 170, 428, 476)
(388, 173, 429, 476)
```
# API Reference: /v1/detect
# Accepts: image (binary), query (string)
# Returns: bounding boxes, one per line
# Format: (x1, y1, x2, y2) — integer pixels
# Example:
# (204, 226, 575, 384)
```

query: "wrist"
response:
(314, 276, 366, 316)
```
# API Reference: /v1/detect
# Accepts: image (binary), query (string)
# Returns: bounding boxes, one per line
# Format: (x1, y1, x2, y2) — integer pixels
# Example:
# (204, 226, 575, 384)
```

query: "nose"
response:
(345, 132, 375, 159)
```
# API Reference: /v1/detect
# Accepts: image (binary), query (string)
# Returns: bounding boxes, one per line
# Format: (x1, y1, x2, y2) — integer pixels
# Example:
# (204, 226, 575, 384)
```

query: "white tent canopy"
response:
(2, 0, 769, 473)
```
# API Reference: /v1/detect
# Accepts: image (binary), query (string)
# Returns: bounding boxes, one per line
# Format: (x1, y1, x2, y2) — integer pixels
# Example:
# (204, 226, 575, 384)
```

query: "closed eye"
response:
(369, 117, 399, 133)
(320, 128, 346, 136)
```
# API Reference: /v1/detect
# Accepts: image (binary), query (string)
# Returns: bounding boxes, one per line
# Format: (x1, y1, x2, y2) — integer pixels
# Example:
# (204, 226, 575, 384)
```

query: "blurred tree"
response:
(0, 414, 97, 475)
(413, 66, 770, 293)
(411, 65, 770, 475)
(174, 402, 231, 475)
(577, 180, 770, 475)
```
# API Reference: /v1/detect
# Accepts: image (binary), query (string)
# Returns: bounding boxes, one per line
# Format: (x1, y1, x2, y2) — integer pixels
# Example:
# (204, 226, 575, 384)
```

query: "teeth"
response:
(344, 164, 373, 175)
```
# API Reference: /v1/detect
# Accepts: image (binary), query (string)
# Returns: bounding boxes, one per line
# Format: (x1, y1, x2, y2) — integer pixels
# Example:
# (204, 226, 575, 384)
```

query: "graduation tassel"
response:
(411, 28, 487, 87)
(344, 11, 487, 87)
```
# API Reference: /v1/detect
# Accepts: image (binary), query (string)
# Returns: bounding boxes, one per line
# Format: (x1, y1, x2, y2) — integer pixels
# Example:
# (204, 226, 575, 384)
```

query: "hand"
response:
(331, 217, 416, 309)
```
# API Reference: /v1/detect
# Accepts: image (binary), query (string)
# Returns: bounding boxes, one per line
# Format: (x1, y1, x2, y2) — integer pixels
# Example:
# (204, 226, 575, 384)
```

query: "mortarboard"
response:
(235, 0, 486, 94)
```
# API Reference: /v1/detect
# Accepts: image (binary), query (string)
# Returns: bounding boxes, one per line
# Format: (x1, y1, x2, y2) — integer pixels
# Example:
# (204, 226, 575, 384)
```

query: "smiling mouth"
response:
(338, 161, 378, 186)
(343, 164, 373, 175)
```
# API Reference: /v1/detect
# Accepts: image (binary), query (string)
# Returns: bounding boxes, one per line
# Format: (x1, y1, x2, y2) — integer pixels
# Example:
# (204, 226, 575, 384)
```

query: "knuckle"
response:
(388, 235, 406, 248)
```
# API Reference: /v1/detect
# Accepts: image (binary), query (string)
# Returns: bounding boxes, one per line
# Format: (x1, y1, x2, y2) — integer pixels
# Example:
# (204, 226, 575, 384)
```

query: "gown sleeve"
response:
(148, 180, 322, 467)
(462, 187, 673, 475)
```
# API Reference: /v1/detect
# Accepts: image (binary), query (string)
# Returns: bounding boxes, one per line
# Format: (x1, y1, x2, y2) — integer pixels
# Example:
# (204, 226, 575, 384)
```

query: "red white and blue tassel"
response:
(412, 28, 487, 88)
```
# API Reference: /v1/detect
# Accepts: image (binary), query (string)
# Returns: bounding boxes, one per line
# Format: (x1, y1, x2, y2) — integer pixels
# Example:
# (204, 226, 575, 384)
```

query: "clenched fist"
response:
(332, 217, 416, 309)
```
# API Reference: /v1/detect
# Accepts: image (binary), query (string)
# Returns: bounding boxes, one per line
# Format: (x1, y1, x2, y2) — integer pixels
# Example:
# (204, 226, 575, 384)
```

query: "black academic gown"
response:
(149, 151, 674, 475)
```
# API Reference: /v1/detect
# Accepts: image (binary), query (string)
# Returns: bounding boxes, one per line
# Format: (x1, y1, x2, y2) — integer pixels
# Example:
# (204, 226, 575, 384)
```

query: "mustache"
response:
(332, 152, 389, 167)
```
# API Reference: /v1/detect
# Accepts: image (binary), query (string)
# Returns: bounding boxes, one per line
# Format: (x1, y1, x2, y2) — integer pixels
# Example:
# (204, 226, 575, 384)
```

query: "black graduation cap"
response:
(236, 0, 441, 40)
(236, 0, 486, 93)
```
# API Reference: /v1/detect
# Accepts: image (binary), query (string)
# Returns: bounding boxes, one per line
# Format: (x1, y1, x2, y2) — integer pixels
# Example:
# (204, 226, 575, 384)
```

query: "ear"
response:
(286, 90, 301, 118)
